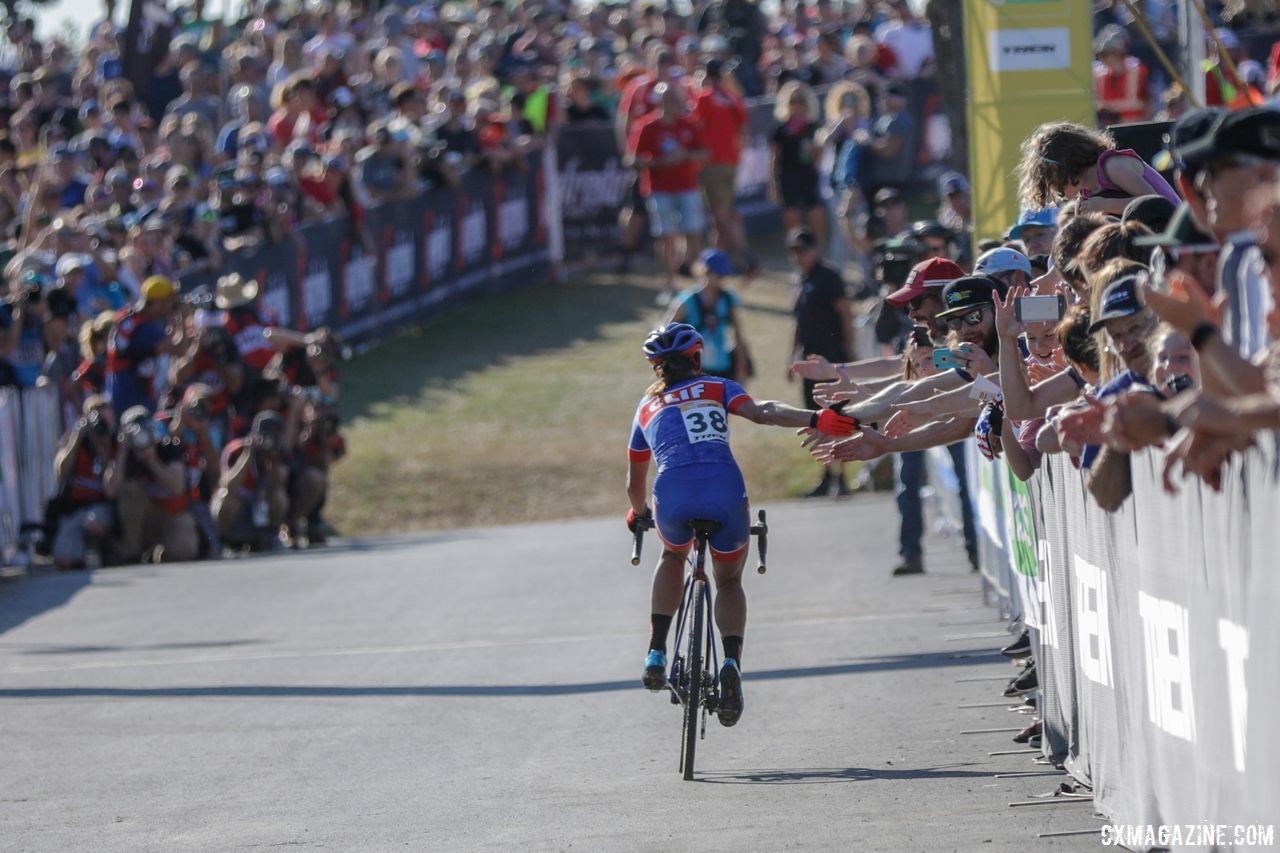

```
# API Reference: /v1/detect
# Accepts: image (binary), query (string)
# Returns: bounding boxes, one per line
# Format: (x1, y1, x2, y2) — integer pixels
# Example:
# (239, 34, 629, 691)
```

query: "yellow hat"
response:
(142, 275, 176, 302)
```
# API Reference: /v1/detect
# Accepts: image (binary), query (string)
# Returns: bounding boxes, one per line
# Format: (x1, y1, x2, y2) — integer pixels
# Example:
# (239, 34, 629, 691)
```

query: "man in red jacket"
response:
(693, 59, 753, 279)
(628, 82, 709, 303)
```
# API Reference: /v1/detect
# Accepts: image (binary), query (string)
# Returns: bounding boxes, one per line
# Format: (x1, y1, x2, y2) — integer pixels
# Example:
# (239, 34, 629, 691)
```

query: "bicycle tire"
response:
(680, 576, 705, 781)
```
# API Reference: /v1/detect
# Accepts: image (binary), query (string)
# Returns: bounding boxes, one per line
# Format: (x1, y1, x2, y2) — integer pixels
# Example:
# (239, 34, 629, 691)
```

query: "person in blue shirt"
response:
(625, 323, 857, 726)
(667, 249, 752, 382)
(0, 271, 50, 387)
(106, 276, 180, 415)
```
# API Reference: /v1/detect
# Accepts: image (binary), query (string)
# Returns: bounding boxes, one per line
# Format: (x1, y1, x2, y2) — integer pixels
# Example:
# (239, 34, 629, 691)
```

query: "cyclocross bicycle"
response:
(631, 509, 768, 781)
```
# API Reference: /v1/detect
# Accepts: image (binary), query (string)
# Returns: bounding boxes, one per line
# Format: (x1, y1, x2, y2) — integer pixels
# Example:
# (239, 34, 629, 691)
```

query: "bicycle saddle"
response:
(686, 518, 723, 535)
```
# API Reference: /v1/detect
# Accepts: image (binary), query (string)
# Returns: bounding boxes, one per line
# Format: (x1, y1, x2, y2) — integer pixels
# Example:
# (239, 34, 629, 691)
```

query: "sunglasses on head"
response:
(945, 307, 986, 331)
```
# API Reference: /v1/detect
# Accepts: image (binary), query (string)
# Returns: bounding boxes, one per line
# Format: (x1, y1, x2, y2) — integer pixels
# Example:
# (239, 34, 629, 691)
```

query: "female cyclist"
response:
(625, 323, 857, 726)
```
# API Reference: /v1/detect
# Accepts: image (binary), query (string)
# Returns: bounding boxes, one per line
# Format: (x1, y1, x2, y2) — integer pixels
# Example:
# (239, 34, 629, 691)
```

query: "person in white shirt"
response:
(875, 1, 935, 80)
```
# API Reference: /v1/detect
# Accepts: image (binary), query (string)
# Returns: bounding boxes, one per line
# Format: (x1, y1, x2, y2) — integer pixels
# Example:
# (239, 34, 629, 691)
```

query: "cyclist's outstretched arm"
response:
(733, 398, 842, 430)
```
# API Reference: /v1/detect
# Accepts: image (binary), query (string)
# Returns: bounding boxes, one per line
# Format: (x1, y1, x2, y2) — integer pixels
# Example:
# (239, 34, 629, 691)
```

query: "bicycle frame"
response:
(630, 510, 768, 781)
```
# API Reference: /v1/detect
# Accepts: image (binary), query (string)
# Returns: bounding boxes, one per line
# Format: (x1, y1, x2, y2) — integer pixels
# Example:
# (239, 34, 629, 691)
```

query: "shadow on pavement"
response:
(1, 639, 265, 656)
(696, 764, 993, 785)
(0, 649, 1005, 699)
(0, 571, 94, 638)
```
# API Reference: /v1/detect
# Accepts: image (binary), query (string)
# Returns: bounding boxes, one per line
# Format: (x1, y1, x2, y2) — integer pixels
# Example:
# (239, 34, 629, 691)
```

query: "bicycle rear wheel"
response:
(680, 576, 705, 781)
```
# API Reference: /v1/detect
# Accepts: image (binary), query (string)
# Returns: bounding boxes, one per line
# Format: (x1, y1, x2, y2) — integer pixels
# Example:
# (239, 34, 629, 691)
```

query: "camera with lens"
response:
(1166, 374, 1195, 395)
(872, 236, 923, 291)
(120, 419, 154, 451)
(200, 325, 234, 361)
(82, 408, 111, 438)
(181, 289, 215, 308)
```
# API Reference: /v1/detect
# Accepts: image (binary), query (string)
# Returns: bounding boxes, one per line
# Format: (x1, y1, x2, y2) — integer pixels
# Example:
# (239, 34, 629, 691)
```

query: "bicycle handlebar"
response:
(630, 517, 655, 566)
(750, 509, 768, 574)
(630, 511, 768, 573)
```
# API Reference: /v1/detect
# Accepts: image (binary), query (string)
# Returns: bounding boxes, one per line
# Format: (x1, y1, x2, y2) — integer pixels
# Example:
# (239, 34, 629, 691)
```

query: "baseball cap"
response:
(698, 248, 733, 276)
(886, 258, 964, 307)
(1121, 195, 1177, 233)
(1133, 204, 1217, 251)
(1175, 107, 1280, 166)
(937, 275, 1007, 319)
(974, 247, 1032, 277)
(1088, 271, 1147, 333)
(874, 187, 903, 207)
(142, 275, 176, 302)
(1005, 208, 1057, 240)
(1158, 107, 1225, 174)
(786, 226, 818, 250)
(938, 171, 969, 196)
(55, 253, 92, 277)
(253, 410, 284, 434)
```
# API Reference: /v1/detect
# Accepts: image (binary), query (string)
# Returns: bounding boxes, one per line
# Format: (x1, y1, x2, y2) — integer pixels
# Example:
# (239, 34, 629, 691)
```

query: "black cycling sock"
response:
(722, 636, 743, 664)
(649, 614, 673, 652)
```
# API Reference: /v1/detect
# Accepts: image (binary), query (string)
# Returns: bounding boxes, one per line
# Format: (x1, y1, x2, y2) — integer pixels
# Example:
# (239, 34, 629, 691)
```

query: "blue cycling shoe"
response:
(642, 649, 667, 691)
(718, 658, 744, 727)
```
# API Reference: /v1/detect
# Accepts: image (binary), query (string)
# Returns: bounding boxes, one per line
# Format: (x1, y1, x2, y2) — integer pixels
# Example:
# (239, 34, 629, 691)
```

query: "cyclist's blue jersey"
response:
(628, 376, 752, 474)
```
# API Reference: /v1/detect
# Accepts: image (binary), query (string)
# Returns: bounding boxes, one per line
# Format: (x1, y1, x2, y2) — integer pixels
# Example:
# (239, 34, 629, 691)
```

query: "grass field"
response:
(328, 255, 843, 535)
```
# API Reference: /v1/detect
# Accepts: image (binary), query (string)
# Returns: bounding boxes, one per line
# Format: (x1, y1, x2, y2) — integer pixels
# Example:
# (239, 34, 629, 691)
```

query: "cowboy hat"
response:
(215, 273, 259, 310)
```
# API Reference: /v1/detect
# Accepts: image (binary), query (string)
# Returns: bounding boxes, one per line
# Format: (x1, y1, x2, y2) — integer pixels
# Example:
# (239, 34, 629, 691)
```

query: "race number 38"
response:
(681, 403, 728, 443)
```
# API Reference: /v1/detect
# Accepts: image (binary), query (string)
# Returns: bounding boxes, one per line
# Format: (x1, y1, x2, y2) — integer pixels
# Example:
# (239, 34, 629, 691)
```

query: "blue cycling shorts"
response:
(651, 463, 750, 559)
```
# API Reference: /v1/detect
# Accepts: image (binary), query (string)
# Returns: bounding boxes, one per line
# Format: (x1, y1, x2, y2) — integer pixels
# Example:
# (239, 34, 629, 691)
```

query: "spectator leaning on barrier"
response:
(1173, 107, 1280, 360)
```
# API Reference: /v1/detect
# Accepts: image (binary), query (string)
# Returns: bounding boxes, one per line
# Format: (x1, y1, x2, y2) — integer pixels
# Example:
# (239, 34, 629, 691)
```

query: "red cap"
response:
(886, 258, 965, 307)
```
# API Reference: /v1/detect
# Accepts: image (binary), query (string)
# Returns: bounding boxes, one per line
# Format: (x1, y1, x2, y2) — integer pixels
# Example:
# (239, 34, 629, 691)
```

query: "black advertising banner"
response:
(556, 122, 627, 261)
(737, 99, 779, 231)
(247, 153, 549, 344)
(297, 218, 345, 333)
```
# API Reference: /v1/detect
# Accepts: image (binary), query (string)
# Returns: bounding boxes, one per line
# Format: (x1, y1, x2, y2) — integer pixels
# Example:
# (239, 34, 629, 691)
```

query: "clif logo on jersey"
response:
(640, 382, 724, 425)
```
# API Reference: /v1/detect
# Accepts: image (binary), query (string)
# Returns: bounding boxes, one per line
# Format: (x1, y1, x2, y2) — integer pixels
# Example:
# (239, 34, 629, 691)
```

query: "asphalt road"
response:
(0, 495, 1100, 851)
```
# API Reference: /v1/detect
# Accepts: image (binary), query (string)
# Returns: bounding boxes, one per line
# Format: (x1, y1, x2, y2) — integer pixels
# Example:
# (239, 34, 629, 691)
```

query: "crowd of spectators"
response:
(787, 100, 1280, 740)
(0, 0, 941, 568)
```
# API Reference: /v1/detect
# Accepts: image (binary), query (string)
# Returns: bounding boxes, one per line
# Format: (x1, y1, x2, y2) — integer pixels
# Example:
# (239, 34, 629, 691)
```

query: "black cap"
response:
(909, 219, 953, 241)
(1088, 272, 1147, 333)
(1121, 195, 1177, 233)
(1163, 107, 1226, 174)
(786, 226, 818, 249)
(1176, 107, 1280, 166)
(253, 410, 285, 434)
(874, 187, 903, 206)
(1133, 203, 1217, 250)
(937, 275, 1007, 319)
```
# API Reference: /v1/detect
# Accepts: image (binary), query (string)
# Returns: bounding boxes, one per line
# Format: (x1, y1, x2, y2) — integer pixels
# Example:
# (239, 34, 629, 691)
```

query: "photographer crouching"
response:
(114, 405, 200, 563)
(288, 396, 345, 547)
(213, 411, 289, 552)
(49, 395, 120, 569)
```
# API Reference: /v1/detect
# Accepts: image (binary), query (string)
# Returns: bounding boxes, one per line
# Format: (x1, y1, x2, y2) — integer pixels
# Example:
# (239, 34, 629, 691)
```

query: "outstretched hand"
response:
(812, 368, 865, 407)
(791, 354, 838, 382)
(809, 428, 886, 463)
(882, 401, 930, 439)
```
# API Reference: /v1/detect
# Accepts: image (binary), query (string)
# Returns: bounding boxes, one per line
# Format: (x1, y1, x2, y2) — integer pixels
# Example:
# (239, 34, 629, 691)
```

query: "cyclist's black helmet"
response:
(643, 322, 704, 362)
